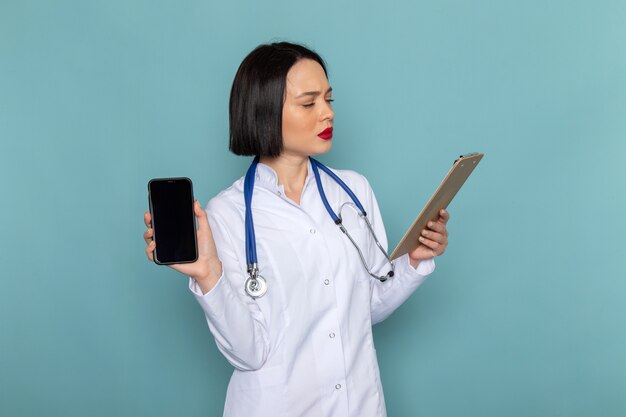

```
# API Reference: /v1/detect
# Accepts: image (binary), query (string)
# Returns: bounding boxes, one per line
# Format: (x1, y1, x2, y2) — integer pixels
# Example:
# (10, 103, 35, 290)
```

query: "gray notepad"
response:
(390, 153, 484, 260)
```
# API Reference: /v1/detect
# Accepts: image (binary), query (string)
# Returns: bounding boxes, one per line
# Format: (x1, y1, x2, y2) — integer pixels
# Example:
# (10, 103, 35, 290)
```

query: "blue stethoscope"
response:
(243, 157, 395, 298)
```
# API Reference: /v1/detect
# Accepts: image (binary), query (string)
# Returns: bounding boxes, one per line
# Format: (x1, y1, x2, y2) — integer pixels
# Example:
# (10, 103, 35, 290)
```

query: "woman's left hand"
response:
(408, 209, 450, 267)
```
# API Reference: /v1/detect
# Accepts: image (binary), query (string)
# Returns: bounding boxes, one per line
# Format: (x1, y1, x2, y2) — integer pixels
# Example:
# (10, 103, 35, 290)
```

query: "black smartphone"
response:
(147, 177, 198, 265)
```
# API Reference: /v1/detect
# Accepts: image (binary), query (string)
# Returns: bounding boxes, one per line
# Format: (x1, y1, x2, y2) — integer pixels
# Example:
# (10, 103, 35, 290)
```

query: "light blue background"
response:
(2, 0, 625, 416)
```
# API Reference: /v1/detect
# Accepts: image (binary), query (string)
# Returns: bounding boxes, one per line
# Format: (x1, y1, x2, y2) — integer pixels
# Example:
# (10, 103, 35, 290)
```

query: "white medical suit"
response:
(189, 160, 434, 417)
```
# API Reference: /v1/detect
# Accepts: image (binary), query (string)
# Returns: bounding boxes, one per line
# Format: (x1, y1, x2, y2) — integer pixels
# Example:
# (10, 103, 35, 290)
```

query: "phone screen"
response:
(148, 178, 198, 265)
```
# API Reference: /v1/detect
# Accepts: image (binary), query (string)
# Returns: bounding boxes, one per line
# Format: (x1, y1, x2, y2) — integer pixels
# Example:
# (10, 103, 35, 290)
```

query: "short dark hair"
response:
(229, 42, 328, 157)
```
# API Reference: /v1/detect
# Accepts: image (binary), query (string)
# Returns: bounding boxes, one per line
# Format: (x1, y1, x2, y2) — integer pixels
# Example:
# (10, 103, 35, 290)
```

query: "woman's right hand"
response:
(143, 200, 223, 294)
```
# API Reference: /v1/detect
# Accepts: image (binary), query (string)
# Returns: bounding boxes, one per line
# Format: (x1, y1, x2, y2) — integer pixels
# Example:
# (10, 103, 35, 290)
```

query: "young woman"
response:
(143, 42, 449, 417)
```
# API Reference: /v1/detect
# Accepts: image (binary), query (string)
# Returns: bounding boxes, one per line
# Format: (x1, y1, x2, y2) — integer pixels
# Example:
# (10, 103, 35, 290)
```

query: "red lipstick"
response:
(318, 127, 333, 140)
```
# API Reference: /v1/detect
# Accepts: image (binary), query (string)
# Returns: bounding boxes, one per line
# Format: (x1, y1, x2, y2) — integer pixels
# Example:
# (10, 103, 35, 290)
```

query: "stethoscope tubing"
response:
(243, 156, 393, 298)
(310, 158, 367, 221)
(244, 157, 259, 269)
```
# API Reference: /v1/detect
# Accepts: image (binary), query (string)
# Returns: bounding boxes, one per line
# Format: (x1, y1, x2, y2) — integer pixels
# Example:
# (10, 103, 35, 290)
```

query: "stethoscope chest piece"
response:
(245, 274, 267, 298)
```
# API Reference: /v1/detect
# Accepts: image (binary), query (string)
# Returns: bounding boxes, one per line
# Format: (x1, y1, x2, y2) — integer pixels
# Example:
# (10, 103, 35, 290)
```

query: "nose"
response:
(320, 100, 334, 122)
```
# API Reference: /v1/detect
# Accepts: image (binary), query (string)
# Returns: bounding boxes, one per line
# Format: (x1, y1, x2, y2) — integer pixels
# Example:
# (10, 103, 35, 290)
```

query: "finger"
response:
(413, 240, 437, 259)
(194, 200, 210, 234)
(144, 212, 152, 228)
(145, 240, 155, 261)
(426, 220, 448, 236)
(143, 228, 154, 244)
(418, 236, 444, 255)
(438, 209, 450, 225)
(421, 229, 447, 244)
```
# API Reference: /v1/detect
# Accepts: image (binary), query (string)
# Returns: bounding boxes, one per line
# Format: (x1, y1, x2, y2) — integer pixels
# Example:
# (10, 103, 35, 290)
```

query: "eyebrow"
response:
(295, 87, 333, 99)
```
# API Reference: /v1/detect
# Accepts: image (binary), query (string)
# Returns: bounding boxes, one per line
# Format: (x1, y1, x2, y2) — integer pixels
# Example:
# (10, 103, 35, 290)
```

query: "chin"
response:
(312, 141, 332, 156)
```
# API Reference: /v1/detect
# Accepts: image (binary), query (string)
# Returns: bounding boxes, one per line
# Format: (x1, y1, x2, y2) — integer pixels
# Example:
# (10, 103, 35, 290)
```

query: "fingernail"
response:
(427, 221, 433, 227)
(418, 236, 425, 242)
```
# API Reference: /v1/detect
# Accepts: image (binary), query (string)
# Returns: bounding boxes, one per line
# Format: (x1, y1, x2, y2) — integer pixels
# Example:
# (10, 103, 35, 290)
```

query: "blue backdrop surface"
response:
(1, 0, 625, 416)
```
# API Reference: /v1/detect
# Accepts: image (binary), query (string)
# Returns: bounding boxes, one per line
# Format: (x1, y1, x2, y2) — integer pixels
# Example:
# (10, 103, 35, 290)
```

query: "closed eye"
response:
(302, 98, 333, 109)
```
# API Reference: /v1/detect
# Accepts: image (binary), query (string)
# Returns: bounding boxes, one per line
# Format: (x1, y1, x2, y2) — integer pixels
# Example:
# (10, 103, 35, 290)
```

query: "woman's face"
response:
(281, 59, 334, 158)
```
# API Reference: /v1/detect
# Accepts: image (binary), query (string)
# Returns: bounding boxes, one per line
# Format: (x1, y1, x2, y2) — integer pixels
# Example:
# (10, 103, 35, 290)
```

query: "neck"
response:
(259, 154, 309, 204)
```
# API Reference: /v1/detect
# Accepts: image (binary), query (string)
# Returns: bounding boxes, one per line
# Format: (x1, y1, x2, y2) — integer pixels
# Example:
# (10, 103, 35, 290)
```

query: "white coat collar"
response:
(254, 159, 315, 192)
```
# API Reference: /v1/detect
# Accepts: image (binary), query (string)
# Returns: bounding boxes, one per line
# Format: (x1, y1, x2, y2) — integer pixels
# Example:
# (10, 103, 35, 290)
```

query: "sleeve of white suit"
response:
(360, 176, 436, 325)
(188, 205, 270, 371)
